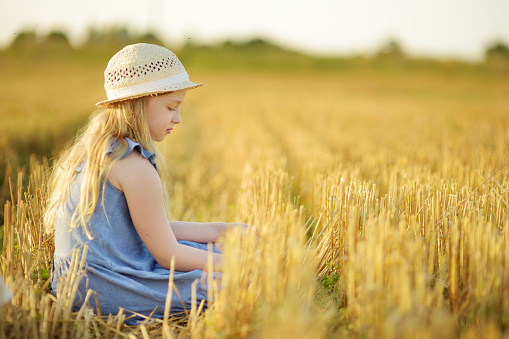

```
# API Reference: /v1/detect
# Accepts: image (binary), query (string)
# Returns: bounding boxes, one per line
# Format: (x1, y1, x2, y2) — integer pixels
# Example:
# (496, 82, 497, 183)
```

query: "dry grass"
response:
(1, 57, 509, 337)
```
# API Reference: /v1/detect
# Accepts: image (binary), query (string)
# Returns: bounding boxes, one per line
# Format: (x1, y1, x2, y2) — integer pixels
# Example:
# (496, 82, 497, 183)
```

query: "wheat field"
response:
(1, 55, 508, 338)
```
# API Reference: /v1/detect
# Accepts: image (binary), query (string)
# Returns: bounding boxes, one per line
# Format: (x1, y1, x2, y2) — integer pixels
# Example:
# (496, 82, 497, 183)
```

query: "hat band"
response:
(105, 72, 190, 100)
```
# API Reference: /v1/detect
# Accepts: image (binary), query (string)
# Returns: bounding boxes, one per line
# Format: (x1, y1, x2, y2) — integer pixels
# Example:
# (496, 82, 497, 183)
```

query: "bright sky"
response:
(1, 0, 509, 61)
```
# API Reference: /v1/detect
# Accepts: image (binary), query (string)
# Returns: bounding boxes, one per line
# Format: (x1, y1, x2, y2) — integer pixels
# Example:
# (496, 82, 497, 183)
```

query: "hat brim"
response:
(96, 81, 204, 107)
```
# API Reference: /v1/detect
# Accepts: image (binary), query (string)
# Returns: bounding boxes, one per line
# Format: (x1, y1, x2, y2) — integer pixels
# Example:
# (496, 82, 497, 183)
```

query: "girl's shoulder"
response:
(111, 138, 157, 168)
(108, 138, 159, 192)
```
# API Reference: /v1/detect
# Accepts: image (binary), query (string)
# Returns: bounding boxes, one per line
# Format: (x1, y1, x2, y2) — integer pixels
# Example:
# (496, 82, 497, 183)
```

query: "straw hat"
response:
(96, 43, 203, 107)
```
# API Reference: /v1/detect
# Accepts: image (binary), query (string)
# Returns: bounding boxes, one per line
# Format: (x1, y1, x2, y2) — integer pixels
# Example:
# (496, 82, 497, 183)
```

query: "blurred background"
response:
(2, 0, 509, 61)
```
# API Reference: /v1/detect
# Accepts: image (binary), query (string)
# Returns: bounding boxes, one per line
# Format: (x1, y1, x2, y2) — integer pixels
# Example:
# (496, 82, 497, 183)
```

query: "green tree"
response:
(43, 31, 72, 50)
(9, 30, 38, 50)
(485, 41, 509, 60)
(376, 38, 405, 59)
(136, 31, 164, 46)
(485, 41, 509, 70)
(84, 26, 132, 50)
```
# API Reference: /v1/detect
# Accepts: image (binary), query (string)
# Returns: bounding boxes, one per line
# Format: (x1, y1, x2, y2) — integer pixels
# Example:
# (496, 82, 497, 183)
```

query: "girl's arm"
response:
(109, 151, 222, 272)
(169, 221, 247, 243)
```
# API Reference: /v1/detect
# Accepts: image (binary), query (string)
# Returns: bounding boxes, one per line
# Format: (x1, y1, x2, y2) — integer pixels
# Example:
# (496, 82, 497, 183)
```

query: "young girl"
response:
(45, 43, 237, 323)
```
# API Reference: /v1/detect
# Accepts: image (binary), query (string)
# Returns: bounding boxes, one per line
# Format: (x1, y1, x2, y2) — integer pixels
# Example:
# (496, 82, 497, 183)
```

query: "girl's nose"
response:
(172, 111, 182, 124)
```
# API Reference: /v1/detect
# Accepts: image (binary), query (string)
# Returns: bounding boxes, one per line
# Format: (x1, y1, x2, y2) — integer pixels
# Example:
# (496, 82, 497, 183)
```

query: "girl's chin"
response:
(150, 134, 166, 142)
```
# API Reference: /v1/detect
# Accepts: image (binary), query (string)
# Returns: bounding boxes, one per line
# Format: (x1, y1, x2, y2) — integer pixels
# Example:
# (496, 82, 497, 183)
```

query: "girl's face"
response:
(145, 90, 187, 142)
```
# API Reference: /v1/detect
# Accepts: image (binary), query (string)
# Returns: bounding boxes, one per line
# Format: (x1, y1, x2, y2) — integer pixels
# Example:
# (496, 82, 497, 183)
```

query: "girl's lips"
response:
(166, 128, 173, 134)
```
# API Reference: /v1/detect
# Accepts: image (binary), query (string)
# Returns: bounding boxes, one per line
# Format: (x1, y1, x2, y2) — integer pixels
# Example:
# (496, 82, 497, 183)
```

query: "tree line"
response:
(4, 27, 509, 66)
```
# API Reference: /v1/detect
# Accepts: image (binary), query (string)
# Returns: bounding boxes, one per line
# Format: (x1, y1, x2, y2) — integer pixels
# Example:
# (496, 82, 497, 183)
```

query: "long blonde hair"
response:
(44, 97, 170, 238)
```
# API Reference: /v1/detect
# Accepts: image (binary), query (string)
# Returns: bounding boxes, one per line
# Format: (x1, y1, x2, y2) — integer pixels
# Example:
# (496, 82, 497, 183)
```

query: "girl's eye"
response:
(168, 107, 176, 111)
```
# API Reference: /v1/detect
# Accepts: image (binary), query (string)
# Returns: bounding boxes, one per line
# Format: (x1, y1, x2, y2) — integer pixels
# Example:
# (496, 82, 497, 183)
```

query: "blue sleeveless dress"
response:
(51, 138, 216, 324)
